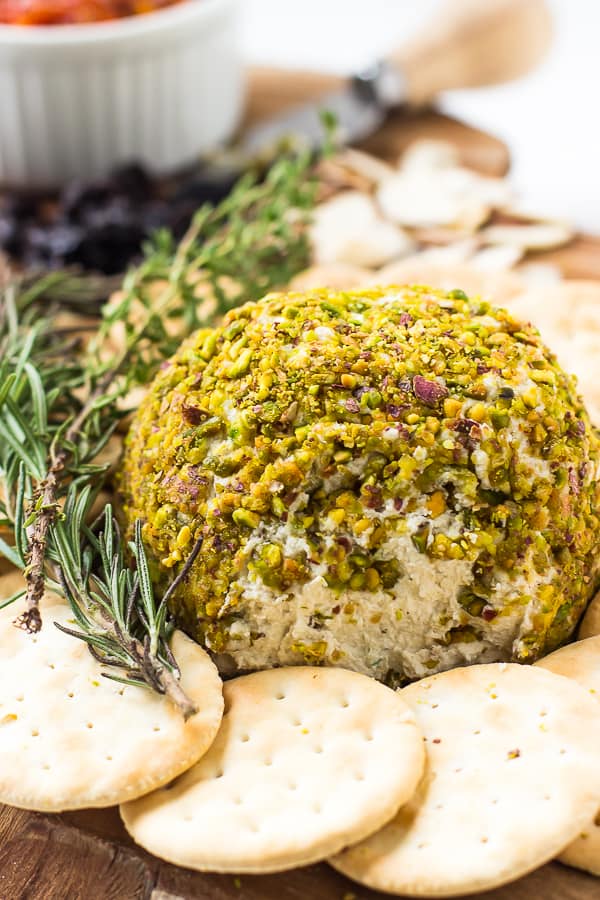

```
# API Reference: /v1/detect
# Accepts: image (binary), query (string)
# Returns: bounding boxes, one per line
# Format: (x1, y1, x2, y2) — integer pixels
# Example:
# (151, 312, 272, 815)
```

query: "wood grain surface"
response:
(1, 805, 599, 900)
(1, 67, 599, 900)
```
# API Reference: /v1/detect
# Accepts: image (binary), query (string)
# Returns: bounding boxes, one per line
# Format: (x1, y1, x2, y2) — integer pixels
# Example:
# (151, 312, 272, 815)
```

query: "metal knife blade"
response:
(186, 62, 406, 198)
(238, 62, 406, 160)
(239, 85, 385, 159)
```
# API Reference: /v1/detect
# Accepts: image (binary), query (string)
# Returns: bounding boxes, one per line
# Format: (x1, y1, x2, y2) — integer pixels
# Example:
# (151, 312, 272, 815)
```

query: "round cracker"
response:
(289, 262, 372, 292)
(120, 666, 424, 874)
(506, 280, 600, 425)
(331, 663, 600, 897)
(0, 598, 223, 811)
(0, 569, 29, 600)
(536, 636, 600, 875)
(578, 591, 600, 640)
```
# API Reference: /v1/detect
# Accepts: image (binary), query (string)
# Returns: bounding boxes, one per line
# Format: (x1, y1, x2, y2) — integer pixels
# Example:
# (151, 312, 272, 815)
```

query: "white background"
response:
(241, 0, 599, 233)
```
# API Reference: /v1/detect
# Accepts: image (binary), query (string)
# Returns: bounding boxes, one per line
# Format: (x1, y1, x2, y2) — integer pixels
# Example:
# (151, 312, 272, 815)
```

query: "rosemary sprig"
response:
(55, 505, 198, 720)
(0, 151, 317, 715)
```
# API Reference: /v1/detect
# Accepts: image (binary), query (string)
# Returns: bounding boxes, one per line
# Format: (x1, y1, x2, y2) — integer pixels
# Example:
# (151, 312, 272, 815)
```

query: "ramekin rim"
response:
(0, 0, 234, 45)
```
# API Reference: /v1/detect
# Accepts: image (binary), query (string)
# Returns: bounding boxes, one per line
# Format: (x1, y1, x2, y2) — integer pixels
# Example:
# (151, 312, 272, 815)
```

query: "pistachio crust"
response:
(120, 286, 600, 680)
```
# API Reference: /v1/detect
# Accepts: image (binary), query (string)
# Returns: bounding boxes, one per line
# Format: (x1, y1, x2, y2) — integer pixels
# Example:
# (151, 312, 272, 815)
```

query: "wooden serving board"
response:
(2, 69, 600, 900)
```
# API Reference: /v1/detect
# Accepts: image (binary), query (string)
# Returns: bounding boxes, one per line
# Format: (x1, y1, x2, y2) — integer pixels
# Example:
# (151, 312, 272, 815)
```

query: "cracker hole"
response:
(417, 843, 428, 850)
(365, 734, 374, 742)
(544, 795, 552, 802)
(215, 770, 224, 779)
(473, 729, 481, 736)
(106, 756, 113, 762)
(292, 717, 302, 727)
(31, 730, 39, 737)
(86, 723, 94, 730)
(153, 726, 161, 733)
(264, 759, 273, 767)
(341, 699, 350, 708)
(481, 837, 489, 844)
(250, 824, 259, 834)
(289, 782, 297, 791)
(355, 773, 365, 782)
(559, 749, 566, 755)
(118, 688, 125, 697)
(233, 796, 242, 805)
(16, 696, 23, 703)
(594, 811, 600, 828)
(539, 710, 547, 717)
(67, 692, 75, 699)
(184, 815, 193, 823)
(491, 799, 499, 805)
(240, 734, 250, 743)
(47, 663, 55, 670)
(275, 692, 286, 700)
(313, 803, 322, 814)
(314, 746, 323, 755)
(454, 768, 463, 774)
(42, 764, 50, 771)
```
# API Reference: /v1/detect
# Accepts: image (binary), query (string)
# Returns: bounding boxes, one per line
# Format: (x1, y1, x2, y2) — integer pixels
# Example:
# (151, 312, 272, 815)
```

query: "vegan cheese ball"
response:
(120, 286, 600, 682)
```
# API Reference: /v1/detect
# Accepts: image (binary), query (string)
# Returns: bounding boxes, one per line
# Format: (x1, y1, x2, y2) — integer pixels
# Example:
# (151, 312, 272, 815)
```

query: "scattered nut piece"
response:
(310, 191, 414, 268)
(481, 222, 574, 251)
(335, 148, 396, 184)
(400, 139, 459, 172)
(377, 168, 496, 231)
(470, 244, 524, 272)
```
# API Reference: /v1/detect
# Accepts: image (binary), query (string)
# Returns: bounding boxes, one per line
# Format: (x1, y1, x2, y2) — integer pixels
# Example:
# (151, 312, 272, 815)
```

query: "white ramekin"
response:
(0, 0, 243, 186)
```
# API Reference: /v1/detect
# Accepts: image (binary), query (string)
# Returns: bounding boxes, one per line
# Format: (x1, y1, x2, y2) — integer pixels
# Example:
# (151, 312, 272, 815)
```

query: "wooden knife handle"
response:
(390, 0, 553, 106)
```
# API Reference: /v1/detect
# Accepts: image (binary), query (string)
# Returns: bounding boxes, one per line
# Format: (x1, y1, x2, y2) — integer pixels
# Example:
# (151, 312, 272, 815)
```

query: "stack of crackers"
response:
(2, 570, 600, 896)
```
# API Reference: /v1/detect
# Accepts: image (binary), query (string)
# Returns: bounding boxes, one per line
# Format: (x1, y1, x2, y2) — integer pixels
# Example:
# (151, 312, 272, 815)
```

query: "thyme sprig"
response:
(0, 151, 317, 715)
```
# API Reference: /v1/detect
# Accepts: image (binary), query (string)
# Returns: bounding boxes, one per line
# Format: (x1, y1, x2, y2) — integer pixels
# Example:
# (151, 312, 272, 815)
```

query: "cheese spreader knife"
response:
(191, 0, 551, 196)
(240, 0, 551, 157)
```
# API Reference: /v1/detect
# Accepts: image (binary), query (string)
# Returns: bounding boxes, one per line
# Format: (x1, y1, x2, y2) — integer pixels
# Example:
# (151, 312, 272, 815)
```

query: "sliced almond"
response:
(481, 222, 574, 251)
(400, 139, 459, 172)
(336, 148, 396, 184)
(377, 171, 466, 228)
(403, 239, 480, 266)
(409, 226, 470, 246)
(311, 191, 414, 268)
(470, 244, 524, 272)
(377, 168, 498, 231)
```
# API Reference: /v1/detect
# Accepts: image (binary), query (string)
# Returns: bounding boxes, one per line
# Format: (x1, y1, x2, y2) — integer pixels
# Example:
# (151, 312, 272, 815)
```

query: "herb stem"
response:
(18, 364, 121, 632)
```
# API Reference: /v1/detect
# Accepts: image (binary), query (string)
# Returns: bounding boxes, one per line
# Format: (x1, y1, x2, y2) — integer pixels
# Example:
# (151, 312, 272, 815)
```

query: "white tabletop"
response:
(242, 0, 600, 233)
